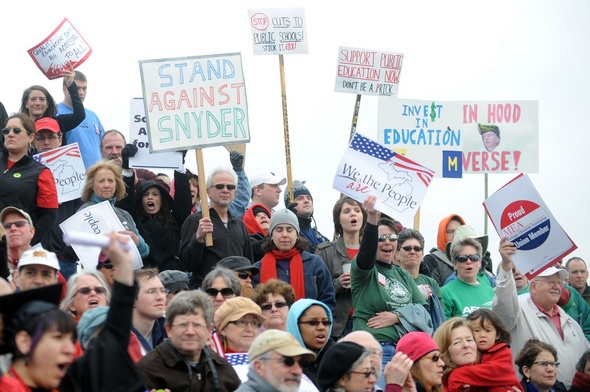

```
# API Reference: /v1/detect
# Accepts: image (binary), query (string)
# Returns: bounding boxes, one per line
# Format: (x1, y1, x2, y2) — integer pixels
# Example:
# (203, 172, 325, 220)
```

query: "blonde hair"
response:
(82, 160, 126, 202)
(433, 317, 477, 383)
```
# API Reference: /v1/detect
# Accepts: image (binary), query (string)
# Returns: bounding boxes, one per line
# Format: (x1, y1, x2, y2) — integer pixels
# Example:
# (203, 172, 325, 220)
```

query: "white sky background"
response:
(3, 0, 589, 273)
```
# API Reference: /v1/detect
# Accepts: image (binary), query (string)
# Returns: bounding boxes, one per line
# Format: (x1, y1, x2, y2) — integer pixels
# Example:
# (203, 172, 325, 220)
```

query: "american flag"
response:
(37, 144, 81, 164)
(225, 353, 250, 366)
(350, 133, 434, 187)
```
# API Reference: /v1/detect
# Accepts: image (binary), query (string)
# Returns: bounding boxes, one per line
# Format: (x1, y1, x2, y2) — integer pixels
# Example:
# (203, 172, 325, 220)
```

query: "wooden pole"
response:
(196, 148, 213, 246)
(413, 207, 421, 231)
(279, 54, 294, 203)
(484, 173, 489, 235)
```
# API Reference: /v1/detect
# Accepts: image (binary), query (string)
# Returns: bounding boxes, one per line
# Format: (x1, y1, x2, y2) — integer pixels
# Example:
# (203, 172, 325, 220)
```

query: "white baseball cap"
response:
(18, 248, 60, 271)
(250, 172, 287, 188)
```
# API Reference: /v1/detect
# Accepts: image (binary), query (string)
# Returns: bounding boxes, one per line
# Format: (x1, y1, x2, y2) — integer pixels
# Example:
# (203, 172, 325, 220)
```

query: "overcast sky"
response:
(3, 0, 589, 273)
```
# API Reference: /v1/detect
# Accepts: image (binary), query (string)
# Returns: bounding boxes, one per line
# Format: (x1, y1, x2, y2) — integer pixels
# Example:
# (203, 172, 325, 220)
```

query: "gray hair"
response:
(201, 267, 242, 296)
(206, 166, 238, 188)
(396, 228, 425, 250)
(166, 290, 214, 327)
(450, 237, 482, 263)
(61, 270, 111, 315)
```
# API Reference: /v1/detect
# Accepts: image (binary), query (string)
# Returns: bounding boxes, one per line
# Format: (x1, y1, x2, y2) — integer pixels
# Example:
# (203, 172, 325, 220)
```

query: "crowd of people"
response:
(1, 71, 590, 392)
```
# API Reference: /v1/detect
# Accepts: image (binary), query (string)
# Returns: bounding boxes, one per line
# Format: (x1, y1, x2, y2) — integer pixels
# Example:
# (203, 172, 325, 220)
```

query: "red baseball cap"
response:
(35, 117, 60, 133)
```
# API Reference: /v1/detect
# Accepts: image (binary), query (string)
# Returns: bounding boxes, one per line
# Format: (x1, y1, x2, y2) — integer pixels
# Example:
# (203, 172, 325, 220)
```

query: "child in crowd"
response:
(446, 308, 521, 391)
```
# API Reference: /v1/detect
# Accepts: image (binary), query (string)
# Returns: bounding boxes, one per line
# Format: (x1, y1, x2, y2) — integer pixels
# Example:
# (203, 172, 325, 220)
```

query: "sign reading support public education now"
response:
(139, 53, 250, 153)
(248, 8, 308, 55)
(128, 98, 183, 170)
(484, 174, 577, 279)
(333, 132, 434, 225)
(335, 46, 404, 97)
(33, 143, 85, 203)
(27, 18, 92, 80)
(377, 99, 538, 178)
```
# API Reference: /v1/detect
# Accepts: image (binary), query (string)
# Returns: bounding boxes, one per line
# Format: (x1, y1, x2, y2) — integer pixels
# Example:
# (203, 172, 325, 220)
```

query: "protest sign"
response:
(27, 18, 92, 80)
(248, 8, 308, 55)
(60, 201, 143, 270)
(377, 99, 538, 178)
(335, 46, 404, 97)
(128, 97, 183, 169)
(139, 52, 250, 153)
(484, 174, 576, 279)
(34, 143, 85, 203)
(333, 132, 434, 225)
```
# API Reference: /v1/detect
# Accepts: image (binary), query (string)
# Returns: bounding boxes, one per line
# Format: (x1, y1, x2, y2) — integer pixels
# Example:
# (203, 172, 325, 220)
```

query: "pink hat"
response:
(396, 332, 439, 361)
(35, 117, 60, 133)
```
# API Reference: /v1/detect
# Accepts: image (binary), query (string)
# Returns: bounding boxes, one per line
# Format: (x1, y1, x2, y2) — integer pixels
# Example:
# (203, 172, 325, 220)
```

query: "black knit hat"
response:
(317, 342, 365, 390)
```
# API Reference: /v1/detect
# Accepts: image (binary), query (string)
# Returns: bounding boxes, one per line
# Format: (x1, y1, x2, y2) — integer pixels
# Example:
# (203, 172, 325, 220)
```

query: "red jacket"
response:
(446, 342, 520, 392)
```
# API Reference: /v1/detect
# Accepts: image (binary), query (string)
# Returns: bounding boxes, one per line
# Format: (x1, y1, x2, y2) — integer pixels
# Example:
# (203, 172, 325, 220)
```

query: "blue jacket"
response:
(253, 251, 336, 314)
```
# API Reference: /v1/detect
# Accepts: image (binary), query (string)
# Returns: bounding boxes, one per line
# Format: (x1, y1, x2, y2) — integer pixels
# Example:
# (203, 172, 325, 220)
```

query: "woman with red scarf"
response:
(252, 209, 335, 314)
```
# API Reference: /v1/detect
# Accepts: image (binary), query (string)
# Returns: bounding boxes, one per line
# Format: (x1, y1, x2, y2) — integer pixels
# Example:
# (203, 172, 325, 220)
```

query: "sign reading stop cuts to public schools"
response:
(139, 53, 250, 153)
(483, 174, 577, 279)
(248, 8, 308, 55)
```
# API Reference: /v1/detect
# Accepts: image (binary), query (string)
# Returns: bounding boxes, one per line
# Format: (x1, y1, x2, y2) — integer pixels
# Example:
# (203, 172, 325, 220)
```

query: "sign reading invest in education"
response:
(335, 46, 404, 97)
(484, 174, 576, 279)
(377, 99, 538, 178)
(139, 53, 250, 153)
(248, 8, 308, 55)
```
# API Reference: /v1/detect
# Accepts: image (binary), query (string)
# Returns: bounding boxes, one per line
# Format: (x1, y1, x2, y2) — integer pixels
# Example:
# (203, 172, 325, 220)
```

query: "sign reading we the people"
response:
(33, 143, 85, 203)
(27, 18, 92, 80)
(484, 174, 576, 279)
(248, 8, 308, 55)
(333, 132, 434, 225)
(139, 53, 250, 152)
(335, 46, 404, 97)
(128, 98, 183, 170)
(377, 99, 538, 178)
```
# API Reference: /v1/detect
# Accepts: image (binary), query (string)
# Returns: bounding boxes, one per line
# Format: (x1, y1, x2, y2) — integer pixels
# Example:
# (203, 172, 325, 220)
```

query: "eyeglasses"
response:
(401, 245, 423, 252)
(298, 320, 332, 327)
(260, 301, 289, 311)
(265, 355, 308, 368)
(96, 263, 113, 270)
(35, 134, 59, 141)
(171, 322, 208, 332)
(229, 319, 261, 329)
(144, 288, 169, 296)
(532, 361, 560, 368)
(378, 234, 398, 242)
(2, 127, 24, 135)
(237, 271, 253, 280)
(205, 287, 235, 298)
(1, 220, 28, 229)
(350, 370, 377, 379)
(422, 354, 443, 363)
(534, 279, 564, 287)
(76, 287, 107, 296)
(455, 254, 480, 263)
(211, 184, 236, 190)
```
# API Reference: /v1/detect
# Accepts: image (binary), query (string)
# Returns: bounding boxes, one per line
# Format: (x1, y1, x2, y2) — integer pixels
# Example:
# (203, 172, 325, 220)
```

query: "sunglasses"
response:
(237, 271, 253, 280)
(378, 234, 398, 242)
(455, 254, 480, 263)
(422, 354, 443, 363)
(268, 355, 308, 368)
(2, 220, 28, 229)
(76, 287, 107, 296)
(2, 127, 24, 135)
(350, 370, 377, 379)
(401, 245, 423, 252)
(97, 263, 113, 270)
(211, 184, 236, 190)
(205, 287, 235, 298)
(298, 320, 332, 327)
(260, 301, 289, 311)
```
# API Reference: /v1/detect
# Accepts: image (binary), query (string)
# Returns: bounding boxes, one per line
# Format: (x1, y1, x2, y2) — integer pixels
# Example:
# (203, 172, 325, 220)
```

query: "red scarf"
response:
(260, 248, 305, 300)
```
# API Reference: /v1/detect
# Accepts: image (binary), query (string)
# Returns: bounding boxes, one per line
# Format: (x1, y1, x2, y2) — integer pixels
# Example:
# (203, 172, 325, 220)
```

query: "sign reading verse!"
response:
(248, 8, 308, 55)
(27, 18, 92, 80)
(139, 53, 250, 152)
(335, 46, 404, 97)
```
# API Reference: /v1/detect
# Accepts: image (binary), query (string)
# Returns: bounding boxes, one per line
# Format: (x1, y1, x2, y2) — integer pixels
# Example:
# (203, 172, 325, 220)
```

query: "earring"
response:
(24, 352, 30, 366)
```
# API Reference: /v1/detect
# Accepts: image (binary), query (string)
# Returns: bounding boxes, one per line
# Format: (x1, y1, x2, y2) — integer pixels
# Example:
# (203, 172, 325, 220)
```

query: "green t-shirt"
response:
(351, 260, 426, 343)
(441, 275, 495, 318)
